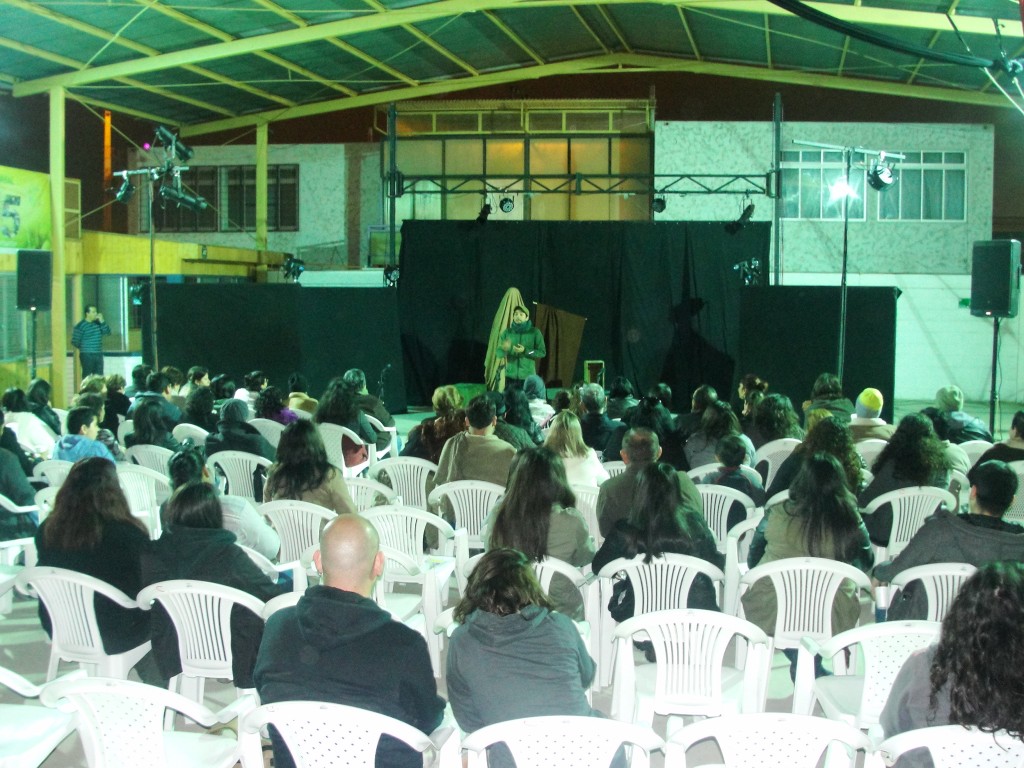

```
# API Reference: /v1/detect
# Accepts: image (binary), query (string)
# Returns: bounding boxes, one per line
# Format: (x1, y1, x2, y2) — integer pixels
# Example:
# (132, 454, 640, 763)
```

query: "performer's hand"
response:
(96, 313, 104, 323)
(513, 343, 525, 354)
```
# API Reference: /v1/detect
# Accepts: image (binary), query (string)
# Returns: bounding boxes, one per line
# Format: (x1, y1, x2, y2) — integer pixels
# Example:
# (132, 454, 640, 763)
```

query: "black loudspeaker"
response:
(971, 240, 1021, 318)
(16, 249, 52, 311)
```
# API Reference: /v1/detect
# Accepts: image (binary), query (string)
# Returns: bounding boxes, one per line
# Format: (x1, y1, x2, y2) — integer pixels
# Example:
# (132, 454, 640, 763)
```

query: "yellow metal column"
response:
(49, 86, 68, 405)
(255, 122, 268, 253)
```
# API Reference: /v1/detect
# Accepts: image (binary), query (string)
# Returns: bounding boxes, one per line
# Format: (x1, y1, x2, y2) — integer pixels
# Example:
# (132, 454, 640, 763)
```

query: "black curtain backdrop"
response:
(398, 220, 771, 409)
(154, 284, 407, 413)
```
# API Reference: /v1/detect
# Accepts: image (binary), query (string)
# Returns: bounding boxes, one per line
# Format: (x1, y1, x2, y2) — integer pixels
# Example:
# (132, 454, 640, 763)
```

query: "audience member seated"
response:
(126, 372, 182, 428)
(973, 410, 1024, 467)
(254, 386, 298, 426)
(342, 368, 395, 454)
(605, 376, 639, 421)
(78, 373, 107, 396)
(603, 395, 684, 468)
(26, 378, 61, 435)
(765, 415, 863, 500)
(927, 384, 994, 444)
(484, 447, 595, 619)
(255, 514, 444, 768)
(745, 453, 873, 677)
(234, 370, 268, 411)
(578, 383, 617, 455)
(684, 399, 754, 470)
(141, 482, 286, 687)
(2, 387, 56, 458)
(34, 457, 161, 683)
(698, 434, 766, 529)
(103, 373, 131, 433)
(434, 395, 515, 489)
(859, 413, 952, 546)
(124, 363, 152, 399)
(167, 446, 280, 560)
(125, 398, 182, 453)
(0, 445, 36, 539)
(736, 373, 769, 431)
(675, 384, 718, 442)
(447, 549, 602, 768)
(541, 389, 572, 429)
(875, 460, 1024, 620)
(179, 365, 209, 398)
(801, 372, 855, 426)
(209, 374, 237, 410)
(72, 393, 123, 461)
(264, 420, 356, 516)
(880, 562, 1024, 768)
(285, 372, 318, 415)
(850, 387, 896, 441)
(503, 387, 544, 446)
(746, 392, 804, 450)
(594, 462, 722, 629)
(205, 399, 275, 461)
(53, 406, 115, 463)
(315, 376, 376, 467)
(524, 374, 554, 426)
(597, 427, 702, 538)
(161, 365, 185, 395)
(487, 391, 534, 452)
(181, 385, 218, 433)
(0, 423, 36, 476)
(545, 410, 610, 487)
(402, 385, 465, 464)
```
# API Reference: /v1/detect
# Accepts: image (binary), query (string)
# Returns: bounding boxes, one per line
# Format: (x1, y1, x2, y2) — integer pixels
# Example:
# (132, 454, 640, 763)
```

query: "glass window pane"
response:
(486, 140, 524, 175)
(782, 150, 799, 162)
(944, 152, 965, 164)
(923, 152, 942, 163)
(823, 151, 843, 163)
(570, 138, 608, 175)
(780, 168, 800, 218)
(445, 140, 483, 175)
(902, 152, 920, 163)
(398, 140, 442, 175)
(879, 185, 900, 220)
(945, 169, 965, 220)
(800, 168, 821, 218)
(922, 169, 943, 220)
(901, 169, 922, 219)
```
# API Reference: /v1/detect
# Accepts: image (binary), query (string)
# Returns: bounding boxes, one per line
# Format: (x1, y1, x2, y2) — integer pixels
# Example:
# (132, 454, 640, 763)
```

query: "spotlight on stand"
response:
(282, 255, 305, 283)
(498, 197, 514, 214)
(476, 203, 492, 223)
(725, 203, 755, 235)
(651, 197, 666, 214)
(114, 176, 135, 204)
(154, 125, 195, 162)
(383, 265, 400, 288)
(159, 184, 208, 211)
(868, 154, 897, 191)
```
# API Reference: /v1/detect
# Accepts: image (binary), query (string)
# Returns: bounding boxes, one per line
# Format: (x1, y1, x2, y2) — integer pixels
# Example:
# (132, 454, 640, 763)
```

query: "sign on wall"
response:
(0, 164, 52, 253)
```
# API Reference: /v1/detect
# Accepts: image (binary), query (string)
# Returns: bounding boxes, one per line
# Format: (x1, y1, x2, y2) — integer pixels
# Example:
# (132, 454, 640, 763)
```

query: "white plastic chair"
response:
(427, 479, 505, 552)
(695, 485, 758, 553)
(136, 579, 267, 705)
(602, 460, 627, 478)
(205, 450, 272, 502)
(40, 676, 254, 768)
(792, 620, 941, 727)
(686, 463, 720, 481)
(117, 419, 134, 446)
(172, 422, 209, 445)
(258, 499, 336, 563)
(722, 516, 761, 616)
(0, 493, 39, 532)
(116, 463, 172, 539)
(1004, 460, 1024, 524)
(737, 557, 873, 653)
(947, 469, 970, 512)
(32, 459, 74, 488)
(611, 608, 771, 728)
(855, 439, 888, 469)
(262, 591, 302, 619)
(667, 712, 871, 767)
(754, 438, 801, 488)
(0, 666, 82, 768)
(885, 562, 977, 621)
(238, 544, 308, 593)
(365, 414, 398, 460)
(124, 443, 175, 473)
(0, 536, 34, 614)
(571, 484, 602, 547)
(368, 457, 439, 510)
(247, 418, 284, 448)
(877, 726, 1024, 768)
(33, 486, 59, 523)
(958, 439, 994, 467)
(863, 486, 957, 561)
(318, 423, 377, 477)
(240, 701, 457, 768)
(16, 566, 152, 681)
(345, 476, 399, 512)
(462, 715, 663, 768)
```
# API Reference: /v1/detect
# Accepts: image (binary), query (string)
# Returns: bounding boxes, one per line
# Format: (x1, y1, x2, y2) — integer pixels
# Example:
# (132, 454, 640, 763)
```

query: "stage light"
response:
(498, 197, 514, 213)
(476, 203, 492, 223)
(154, 125, 195, 162)
(725, 203, 755, 235)
(159, 184, 208, 211)
(868, 159, 896, 191)
(651, 197, 666, 213)
(114, 177, 135, 204)
(282, 255, 305, 282)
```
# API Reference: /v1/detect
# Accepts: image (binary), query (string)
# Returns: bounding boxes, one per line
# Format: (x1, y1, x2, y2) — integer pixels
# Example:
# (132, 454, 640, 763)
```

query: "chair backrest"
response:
(461, 715, 663, 768)
(686, 463, 719, 480)
(598, 553, 725, 615)
(205, 451, 272, 502)
(602, 461, 627, 478)
(117, 419, 134, 446)
(32, 459, 74, 488)
(864, 487, 957, 559)
(738, 557, 872, 649)
(116, 464, 172, 539)
(695, 485, 757, 552)
(317, 423, 376, 477)
(258, 500, 336, 563)
(34, 486, 59, 522)
(363, 505, 456, 572)
(878, 726, 1024, 768)
(241, 701, 439, 768)
(570, 484, 601, 544)
(344, 477, 398, 512)
(137, 579, 266, 684)
(890, 562, 977, 622)
(958, 439, 994, 467)
(722, 516, 761, 616)
(667, 713, 870, 767)
(854, 439, 888, 468)
(124, 444, 175, 473)
(368, 457, 439, 510)
(426, 480, 506, 548)
(753, 438, 801, 488)
(171, 422, 209, 445)
(947, 469, 970, 513)
(247, 418, 284, 448)
(365, 414, 398, 460)
(1004, 460, 1024, 524)
(531, 556, 591, 619)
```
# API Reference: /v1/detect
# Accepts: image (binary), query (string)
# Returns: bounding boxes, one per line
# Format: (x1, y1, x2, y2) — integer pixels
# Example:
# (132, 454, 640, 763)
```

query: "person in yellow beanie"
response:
(850, 387, 896, 442)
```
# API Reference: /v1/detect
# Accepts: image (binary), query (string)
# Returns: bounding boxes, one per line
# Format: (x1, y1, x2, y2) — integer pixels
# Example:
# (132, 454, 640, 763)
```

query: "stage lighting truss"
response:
(282, 255, 306, 282)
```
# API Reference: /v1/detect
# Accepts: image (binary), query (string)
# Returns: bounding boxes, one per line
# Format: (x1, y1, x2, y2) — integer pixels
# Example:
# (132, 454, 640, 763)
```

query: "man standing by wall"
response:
(71, 304, 110, 377)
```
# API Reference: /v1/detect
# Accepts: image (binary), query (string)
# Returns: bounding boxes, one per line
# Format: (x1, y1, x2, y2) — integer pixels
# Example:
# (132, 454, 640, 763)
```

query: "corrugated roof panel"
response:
(767, 17, 849, 70)
(600, 5, 697, 56)
(83, 83, 226, 123)
(685, 12, 770, 65)
(343, 27, 475, 81)
(419, 13, 544, 70)
(482, 7, 608, 59)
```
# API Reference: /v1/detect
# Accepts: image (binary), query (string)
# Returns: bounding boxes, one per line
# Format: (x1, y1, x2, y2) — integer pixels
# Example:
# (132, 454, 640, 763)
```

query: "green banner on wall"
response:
(0, 165, 52, 252)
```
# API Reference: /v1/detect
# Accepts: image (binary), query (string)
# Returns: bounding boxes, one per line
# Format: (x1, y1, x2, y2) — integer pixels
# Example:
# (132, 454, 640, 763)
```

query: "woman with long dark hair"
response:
(124, 398, 181, 452)
(683, 399, 754, 470)
(314, 376, 376, 467)
(181, 385, 218, 433)
(2, 387, 56, 458)
(254, 386, 298, 426)
(593, 462, 722, 622)
(486, 447, 595, 617)
(802, 372, 855, 425)
(503, 386, 543, 445)
(859, 413, 952, 545)
(765, 415, 862, 499)
(747, 392, 804, 450)
(264, 419, 356, 515)
(881, 561, 1024, 767)
(26, 378, 61, 435)
(403, 385, 465, 464)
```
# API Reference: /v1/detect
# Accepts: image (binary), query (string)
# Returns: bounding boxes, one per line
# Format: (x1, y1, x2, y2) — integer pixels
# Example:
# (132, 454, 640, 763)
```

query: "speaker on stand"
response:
(971, 239, 1021, 434)
(16, 249, 52, 379)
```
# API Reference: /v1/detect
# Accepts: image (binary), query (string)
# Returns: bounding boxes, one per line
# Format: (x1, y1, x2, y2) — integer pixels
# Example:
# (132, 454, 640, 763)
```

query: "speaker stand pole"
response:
(29, 306, 38, 380)
(989, 316, 1000, 435)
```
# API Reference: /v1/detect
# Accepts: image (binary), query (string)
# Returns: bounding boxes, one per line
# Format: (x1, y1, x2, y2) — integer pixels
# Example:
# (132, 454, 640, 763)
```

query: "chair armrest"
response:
(215, 693, 259, 725)
(792, 637, 822, 715)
